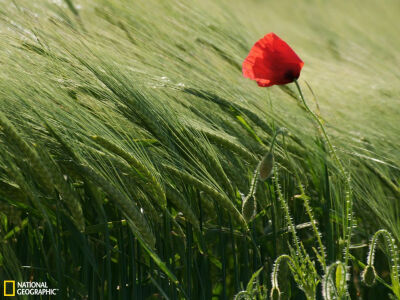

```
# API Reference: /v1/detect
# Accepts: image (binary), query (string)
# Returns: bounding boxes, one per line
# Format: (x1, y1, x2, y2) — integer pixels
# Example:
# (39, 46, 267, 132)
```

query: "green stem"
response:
(271, 254, 294, 288)
(269, 129, 281, 153)
(273, 168, 302, 256)
(282, 135, 327, 270)
(299, 185, 327, 270)
(294, 81, 343, 173)
(368, 229, 399, 285)
(247, 128, 283, 199)
(294, 80, 353, 267)
(349, 253, 393, 290)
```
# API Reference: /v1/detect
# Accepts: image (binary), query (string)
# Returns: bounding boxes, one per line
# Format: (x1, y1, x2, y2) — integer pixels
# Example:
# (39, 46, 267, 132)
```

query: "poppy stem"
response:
(294, 79, 353, 267)
(269, 128, 283, 153)
(293, 80, 345, 175)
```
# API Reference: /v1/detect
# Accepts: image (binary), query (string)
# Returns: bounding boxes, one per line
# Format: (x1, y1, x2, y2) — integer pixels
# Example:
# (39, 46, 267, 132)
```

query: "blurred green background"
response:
(0, 0, 399, 299)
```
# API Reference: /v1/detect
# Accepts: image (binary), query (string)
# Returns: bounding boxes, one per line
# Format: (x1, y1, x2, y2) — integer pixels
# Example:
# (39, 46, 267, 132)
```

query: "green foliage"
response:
(0, 0, 399, 299)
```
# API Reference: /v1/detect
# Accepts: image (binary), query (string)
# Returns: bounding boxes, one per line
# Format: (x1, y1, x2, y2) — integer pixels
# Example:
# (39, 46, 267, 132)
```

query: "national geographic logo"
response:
(3, 280, 58, 296)
(3, 281, 15, 297)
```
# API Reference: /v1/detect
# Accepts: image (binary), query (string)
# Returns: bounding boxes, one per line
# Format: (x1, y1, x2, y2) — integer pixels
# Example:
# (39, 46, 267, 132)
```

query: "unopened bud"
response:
(362, 265, 377, 287)
(242, 194, 256, 222)
(259, 152, 274, 181)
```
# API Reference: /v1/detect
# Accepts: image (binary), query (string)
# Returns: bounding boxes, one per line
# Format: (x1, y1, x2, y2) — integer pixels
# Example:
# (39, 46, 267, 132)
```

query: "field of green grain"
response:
(0, 0, 399, 299)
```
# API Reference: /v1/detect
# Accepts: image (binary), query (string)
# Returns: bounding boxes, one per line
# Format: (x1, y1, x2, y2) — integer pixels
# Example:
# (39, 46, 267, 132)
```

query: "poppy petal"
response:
(242, 33, 304, 87)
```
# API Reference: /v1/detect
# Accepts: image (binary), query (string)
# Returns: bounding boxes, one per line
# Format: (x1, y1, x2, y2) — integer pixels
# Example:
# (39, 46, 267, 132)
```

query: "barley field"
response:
(0, 0, 399, 299)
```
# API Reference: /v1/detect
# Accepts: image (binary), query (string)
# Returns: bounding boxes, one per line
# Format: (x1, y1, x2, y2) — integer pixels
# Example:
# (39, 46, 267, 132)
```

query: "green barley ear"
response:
(162, 164, 248, 229)
(362, 265, 377, 287)
(0, 113, 54, 194)
(41, 149, 85, 231)
(270, 286, 281, 300)
(90, 135, 166, 208)
(197, 128, 257, 163)
(165, 185, 200, 230)
(77, 163, 156, 248)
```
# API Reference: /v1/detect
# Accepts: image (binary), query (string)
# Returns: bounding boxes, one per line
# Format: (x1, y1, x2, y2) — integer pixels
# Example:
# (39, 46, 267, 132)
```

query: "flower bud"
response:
(362, 265, 377, 287)
(242, 194, 256, 222)
(259, 152, 274, 181)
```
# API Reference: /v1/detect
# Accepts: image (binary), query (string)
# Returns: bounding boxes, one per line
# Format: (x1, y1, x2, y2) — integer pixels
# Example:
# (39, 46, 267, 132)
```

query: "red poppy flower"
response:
(242, 33, 304, 87)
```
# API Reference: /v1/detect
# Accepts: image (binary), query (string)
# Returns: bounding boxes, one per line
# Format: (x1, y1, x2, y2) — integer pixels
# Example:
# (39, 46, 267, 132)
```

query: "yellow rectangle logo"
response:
(4, 280, 15, 297)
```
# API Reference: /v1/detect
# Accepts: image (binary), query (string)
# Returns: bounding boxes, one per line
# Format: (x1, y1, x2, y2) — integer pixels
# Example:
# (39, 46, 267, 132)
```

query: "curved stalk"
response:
(294, 80, 353, 267)
(367, 229, 399, 292)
